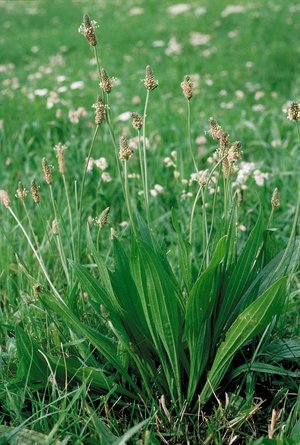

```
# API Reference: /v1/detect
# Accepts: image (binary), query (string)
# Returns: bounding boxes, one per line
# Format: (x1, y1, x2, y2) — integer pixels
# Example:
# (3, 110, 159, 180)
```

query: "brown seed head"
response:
(209, 117, 223, 140)
(94, 207, 110, 228)
(119, 136, 133, 161)
(42, 158, 52, 185)
(219, 132, 230, 150)
(228, 141, 242, 163)
(131, 112, 143, 130)
(0, 189, 10, 208)
(93, 96, 106, 125)
(52, 218, 59, 236)
(143, 65, 158, 91)
(222, 157, 235, 178)
(32, 283, 43, 297)
(100, 69, 112, 93)
(181, 75, 193, 101)
(271, 188, 280, 208)
(78, 14, 98, 46)
(54, 142, 67, 174)
(16, 181, 27, 202)
(196, 169, 210, 187)
(286, 102, 300, 121)
(30, 179, 40, 204)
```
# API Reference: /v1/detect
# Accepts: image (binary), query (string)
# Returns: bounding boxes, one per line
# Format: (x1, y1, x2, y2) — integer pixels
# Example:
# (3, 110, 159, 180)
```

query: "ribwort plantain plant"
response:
(1, 13, 300, 441)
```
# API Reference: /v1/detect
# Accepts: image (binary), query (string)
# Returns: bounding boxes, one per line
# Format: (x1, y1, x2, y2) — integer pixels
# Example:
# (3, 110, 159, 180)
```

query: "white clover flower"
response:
(70, 81, 85, 90)
(165, 37, 182, 56)
(101, 172, 112, 182)
(253, 169, 269, 186)
(94, 157, 108, 171)
(167, 4, 190, 15)
(164, 157, 175, 167)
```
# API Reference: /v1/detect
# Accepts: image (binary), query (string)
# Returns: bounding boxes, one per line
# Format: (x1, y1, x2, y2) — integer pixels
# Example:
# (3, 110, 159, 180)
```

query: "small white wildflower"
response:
(195, 7, 207, 16)
(252, 104, 265, 113)
(167, 4, 190, 15)
(129, 7, 144, 15)
(150, 189, 158, 197)
(152, 40, 165, 47)
(254, 91, 265, 100)
(154, 184, 164, 193)
(221, 5, 245, 17)
(94, 157, 108, 170)
(253, 170, 269, 186)
(164, 157, 175, 168)
(165, 37, 182, 56)
(70, 81, 85, 90)
(101, 172, 112, 182)
(34, 88, 48, 96)
(117, 111, 132, 122)
(189, 32, 210, 46)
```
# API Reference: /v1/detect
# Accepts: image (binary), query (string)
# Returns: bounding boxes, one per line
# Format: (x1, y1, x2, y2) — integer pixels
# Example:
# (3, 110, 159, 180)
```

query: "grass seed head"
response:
(93, 96, 106, 125)
(0, 189, 10, 208)
(32, 283, 43, 297)
(181, 75, 193, 100)
(52, 218, 59, 236)
(209, 117, 224, 141)
(16, 181, 27, 202)
(228, 141, 242, 163)
(271, 187, 280, 208)
(222, 157, 235, 178)
(78, 14, 98, 46)
(143, 65, 158, 91)
(30, 179, 40, 204)
(131, 112, 143, 130)
(100, 69, 112, 93)
(119, 136, 133, 161)
(54, 142, 67, 174)
(284, 101, 300, 121)
(94, 207, 110, 228)
(196, 169, 210, 187)
(42, 158, 53, 185)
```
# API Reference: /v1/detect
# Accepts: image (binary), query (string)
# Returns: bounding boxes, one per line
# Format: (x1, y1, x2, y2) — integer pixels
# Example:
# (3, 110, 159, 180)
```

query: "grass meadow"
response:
(0, 0, 300, 444)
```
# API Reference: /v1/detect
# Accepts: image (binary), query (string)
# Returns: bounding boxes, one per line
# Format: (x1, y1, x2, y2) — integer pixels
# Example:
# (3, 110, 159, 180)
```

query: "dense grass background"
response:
(0, 0, 300, 443)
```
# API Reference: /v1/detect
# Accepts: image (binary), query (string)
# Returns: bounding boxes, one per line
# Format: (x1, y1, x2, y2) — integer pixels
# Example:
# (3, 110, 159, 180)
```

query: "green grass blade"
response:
(70, 260, 123, 315)
(112, 419, 149, 445)
(15, 326, 48, 383)
(40, 293, 141, 398)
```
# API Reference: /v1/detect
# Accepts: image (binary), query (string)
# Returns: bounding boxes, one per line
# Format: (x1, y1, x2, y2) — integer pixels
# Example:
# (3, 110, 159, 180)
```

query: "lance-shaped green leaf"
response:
(185, 236, 227, 400)
(199, 277, 287, 404)
(214, 211, 264, 338)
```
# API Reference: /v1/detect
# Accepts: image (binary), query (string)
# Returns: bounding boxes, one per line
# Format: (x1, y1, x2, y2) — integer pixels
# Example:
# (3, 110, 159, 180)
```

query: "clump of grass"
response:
(1, 13, 300, 444)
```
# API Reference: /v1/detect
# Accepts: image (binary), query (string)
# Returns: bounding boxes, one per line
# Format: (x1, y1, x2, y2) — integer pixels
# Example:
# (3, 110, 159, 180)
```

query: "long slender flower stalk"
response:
(119, 136, 136, 233)
(3, 200, 63, 303)
(142, 89, 151, 225)
(181, 75, 197, 173)
(54, 143, 75, 260)
(41, 157, 70, 284)
(77, 124, 99, 259)
(141, 65, 158, 226)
